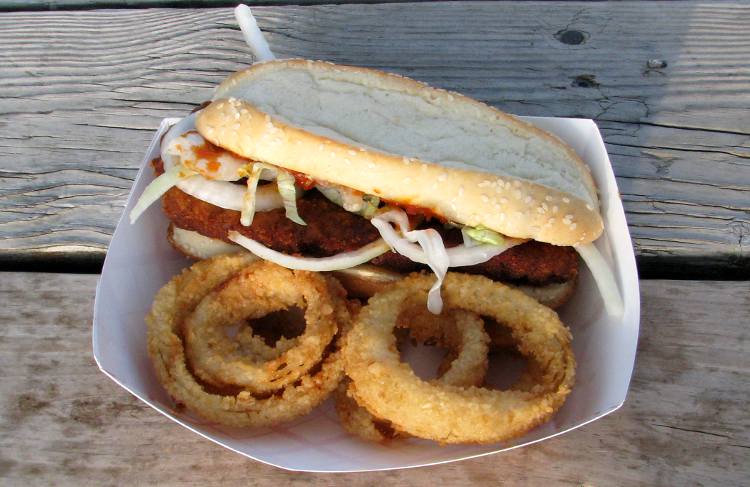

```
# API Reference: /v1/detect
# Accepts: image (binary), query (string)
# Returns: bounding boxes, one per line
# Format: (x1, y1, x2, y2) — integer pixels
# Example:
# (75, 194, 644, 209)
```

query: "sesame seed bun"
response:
(196, 59, 603, 246)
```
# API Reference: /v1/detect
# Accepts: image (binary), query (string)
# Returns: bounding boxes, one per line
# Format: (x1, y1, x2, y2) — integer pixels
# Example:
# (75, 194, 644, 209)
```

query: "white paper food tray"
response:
(93, 115, 640, 472)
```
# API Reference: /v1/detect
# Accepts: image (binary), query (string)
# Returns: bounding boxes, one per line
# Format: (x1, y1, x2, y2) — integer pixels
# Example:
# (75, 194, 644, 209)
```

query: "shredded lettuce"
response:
(360, 195, 380, 219)
(463, 225, 505, 246)
(129, 163, 196, 224)
(238, 163, 278, 226)
(318, 185, 380, 219)
(276, 171, 306, 225)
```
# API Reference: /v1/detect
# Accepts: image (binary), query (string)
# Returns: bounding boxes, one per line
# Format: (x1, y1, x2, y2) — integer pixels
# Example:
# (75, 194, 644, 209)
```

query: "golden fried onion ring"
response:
(343, 272, 576, 444)
(146, 255, 349, 427)
(400, 303, 490, 389)
(336, 305, 490, 442)
(184, 263, 339, 393)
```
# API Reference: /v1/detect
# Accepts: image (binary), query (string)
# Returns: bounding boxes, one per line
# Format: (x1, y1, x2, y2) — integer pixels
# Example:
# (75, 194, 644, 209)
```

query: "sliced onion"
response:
(370, 209, 523, 314)
(371, 209, 523, 267)
(406, 229, 449, 314)
(165, 131, 247, 181)
(276, 171, 306, 225)
(160, 113, 199, 164)
(228, 232, 391, 272)
(171, 226, 244, 259)
(446, 243, 522, 267)
(575, 243, 625, 317)
(234, 5, 276, 62)
(129, 163, 196, 224)
(160, 115, 284, 213)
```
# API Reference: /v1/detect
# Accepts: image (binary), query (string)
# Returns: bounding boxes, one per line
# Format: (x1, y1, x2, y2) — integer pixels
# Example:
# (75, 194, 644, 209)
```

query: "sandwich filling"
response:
(131, 113, 580, 313)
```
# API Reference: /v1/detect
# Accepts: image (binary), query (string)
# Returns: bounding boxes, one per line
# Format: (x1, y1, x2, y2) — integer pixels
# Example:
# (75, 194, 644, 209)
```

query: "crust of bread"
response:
(197, 59, 603, 245)
(167, 224, 246, 260)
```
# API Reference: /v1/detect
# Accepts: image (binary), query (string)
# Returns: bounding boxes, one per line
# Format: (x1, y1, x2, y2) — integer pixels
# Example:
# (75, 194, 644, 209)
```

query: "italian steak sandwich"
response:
(131, 59, 620, 314)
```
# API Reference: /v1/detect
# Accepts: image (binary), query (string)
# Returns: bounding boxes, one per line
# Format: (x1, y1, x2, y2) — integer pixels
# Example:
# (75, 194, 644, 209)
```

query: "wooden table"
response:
(1, 1, 748, 485)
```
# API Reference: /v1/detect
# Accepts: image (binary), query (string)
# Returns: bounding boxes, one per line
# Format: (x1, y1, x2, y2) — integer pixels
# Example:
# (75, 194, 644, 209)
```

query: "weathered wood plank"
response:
(0, 274, 747, 484)
(0, 0, 440, 12)
(1, 3, 749, 277)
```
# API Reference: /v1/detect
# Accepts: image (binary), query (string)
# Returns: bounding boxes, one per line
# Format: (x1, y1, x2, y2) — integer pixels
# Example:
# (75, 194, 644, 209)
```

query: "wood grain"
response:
(1, 3, 749, 277)
(0, 0, 435, 12)
(0, 274, 747, 485)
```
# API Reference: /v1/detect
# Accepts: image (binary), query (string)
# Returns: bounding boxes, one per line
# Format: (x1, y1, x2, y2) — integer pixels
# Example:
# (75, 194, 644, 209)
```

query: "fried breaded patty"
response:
(162, 187, 578, 285)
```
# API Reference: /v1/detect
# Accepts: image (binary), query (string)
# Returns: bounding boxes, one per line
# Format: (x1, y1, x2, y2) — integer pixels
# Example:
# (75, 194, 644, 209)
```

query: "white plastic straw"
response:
(234, 4, 276, 62)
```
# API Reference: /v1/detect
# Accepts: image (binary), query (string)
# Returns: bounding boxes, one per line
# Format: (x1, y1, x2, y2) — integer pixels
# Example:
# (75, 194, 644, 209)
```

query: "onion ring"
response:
(183, 262, 340, 393)
(146, 255, 350, 427)
(398, 303, 489, 388)
(343, 272, 576, 444)
(336, 304, 490, 442)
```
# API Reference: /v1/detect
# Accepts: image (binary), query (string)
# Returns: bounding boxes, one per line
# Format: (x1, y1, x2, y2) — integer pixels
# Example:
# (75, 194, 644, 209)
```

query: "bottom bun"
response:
(168, 224, 576, 307)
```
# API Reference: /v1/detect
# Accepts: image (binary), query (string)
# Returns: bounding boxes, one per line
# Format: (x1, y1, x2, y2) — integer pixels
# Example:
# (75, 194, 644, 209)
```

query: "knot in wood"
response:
(555, 29, 587, 45)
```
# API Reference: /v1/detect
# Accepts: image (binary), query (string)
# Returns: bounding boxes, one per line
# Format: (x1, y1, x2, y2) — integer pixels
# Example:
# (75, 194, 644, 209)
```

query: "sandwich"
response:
(130, 59, 621, 314)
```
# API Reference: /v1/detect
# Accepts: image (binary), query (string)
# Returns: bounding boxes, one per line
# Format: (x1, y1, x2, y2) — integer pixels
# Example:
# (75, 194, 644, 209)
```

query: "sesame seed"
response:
(563, 197, 570, 203)
(481, 194, 489, 203)
(500, 197, 508, 204)
(570, 223, 577, 230)
(240, 109, 249, 115)
(438, 173, 448, 182)
(478, 180, 491, 188)
(524, 196, 532, 204)
(565, 214, 574, 220)
(348, 150, 357, 156)
(552, 205, 559, 213)
(318, 144, 324, 151)
(586, 204, 594, 211)
(458, 186, 465, 196)
(234, 112, 241, 120)
(545, 195, 554, 202)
